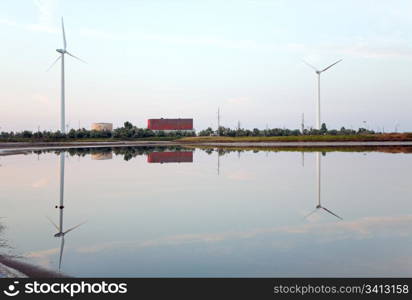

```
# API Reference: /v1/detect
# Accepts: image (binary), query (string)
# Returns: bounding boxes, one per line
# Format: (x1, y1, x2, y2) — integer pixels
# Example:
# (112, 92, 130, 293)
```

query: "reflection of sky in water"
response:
(0, 149, 411, 277)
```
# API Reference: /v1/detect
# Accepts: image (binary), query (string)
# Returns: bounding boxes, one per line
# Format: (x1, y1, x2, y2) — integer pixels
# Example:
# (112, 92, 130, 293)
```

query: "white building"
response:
(91, 123, 113, 131)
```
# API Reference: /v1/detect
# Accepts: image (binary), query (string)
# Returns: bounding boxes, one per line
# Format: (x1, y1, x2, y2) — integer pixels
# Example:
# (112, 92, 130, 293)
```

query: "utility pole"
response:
(217, 107, 221, 136)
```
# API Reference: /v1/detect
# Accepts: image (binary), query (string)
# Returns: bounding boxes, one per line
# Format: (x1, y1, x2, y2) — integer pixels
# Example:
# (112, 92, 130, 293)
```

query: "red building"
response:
(147, 118, 193, 131)
(147, 151, 193, 163)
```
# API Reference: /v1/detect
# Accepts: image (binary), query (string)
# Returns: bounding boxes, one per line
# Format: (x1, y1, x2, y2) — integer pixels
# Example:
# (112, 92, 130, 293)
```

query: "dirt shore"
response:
(0, 255, 65, 278)
(0, 141, 177, 152)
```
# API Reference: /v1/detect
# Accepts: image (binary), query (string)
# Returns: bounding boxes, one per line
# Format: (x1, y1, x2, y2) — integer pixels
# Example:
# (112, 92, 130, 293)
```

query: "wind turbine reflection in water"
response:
(47, 152, 86, 271)
(305, 152, 343, 220)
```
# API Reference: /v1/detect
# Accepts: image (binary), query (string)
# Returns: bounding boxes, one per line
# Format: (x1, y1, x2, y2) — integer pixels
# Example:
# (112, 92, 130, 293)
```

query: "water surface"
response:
(0, 147, 411, 277)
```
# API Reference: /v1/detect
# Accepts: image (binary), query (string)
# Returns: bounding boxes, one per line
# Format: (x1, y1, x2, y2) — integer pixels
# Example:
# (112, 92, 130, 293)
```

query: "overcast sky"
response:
(0, 0, 411, 132)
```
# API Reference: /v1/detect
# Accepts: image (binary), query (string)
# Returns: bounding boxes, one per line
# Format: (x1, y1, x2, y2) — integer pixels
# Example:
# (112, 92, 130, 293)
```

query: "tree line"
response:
(0, 122, 377, 142)
(198, 123, 375, 137)
(0, 121, 195, 142)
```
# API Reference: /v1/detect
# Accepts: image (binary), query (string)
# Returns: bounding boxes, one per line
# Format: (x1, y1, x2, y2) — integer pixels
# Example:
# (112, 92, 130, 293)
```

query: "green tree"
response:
(320, 123, 327, 134)
(124, 121, 133, 130)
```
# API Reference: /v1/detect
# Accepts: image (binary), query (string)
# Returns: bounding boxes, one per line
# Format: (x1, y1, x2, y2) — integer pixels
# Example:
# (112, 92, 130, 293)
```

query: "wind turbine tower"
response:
(303, 59, 342, 130)
(301, 113, 305, 134)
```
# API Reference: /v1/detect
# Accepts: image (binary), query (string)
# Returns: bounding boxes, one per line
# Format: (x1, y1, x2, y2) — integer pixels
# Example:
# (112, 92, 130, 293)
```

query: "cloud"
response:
(29, 0, 58, 33)
(79, 28, 262, 50)
(226, 97, 251, 105)
(226, 170, 255, 181)
(0, 18, 18, 27)
(27, 23, 57, 33)
(342, 44, 412, 60)
(74, 214, 412, 254)
(0, 1, 58, 33)
(79, 28, 122, 41)
(145, 34, 261, 50)
(30, 177, 50, 188)
(75, 233, 229, 254)
(80, 28, 412, 61)
(287, 39, 412, 61)
(33, 0, 57, 28)
(77, 26, 412, 60)
(33, 94, 53, 105)
(25, 247, 59, 268)
(0, 18, 57, 34)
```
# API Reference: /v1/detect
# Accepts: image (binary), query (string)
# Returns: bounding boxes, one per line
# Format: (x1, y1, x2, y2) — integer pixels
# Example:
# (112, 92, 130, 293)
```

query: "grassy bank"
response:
(178, 133, 412, 143)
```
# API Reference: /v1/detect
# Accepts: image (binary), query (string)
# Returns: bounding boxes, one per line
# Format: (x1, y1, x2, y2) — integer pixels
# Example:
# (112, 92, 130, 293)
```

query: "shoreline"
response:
(0, 141, 177, 152)
(1, 140, 412, 153)
(0, 255, 65, 278)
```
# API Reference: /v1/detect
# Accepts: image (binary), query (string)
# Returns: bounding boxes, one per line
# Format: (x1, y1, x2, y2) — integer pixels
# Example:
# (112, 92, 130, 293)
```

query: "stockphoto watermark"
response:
(2, 280, 127, 297)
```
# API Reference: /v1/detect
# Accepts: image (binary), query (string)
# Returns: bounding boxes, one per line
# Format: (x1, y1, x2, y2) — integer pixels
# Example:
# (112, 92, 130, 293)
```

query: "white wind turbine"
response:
(48, 18, 85, 133)
(303, 59, 342, 130)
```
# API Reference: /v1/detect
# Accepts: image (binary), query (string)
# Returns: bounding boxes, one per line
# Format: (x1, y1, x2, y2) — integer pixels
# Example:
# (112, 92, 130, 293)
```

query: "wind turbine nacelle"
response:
(56, 49, 65, 54)
(54, 233, 63, 237)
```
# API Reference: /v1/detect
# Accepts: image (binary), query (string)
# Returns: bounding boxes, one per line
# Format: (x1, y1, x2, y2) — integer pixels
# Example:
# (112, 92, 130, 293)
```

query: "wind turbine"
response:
(305, 152, 342, 220)
(48, 18, 85, 133)
(47, 152, 85, 271)
(303, 59, 342, 130)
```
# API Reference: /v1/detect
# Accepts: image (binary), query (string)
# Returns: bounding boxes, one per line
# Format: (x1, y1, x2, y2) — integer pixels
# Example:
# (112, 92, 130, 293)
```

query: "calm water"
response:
(0, 147, 411, 277)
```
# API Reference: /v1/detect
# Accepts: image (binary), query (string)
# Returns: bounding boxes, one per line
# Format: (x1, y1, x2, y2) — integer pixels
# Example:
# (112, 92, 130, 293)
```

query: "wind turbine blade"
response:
(59, 236, 65, 270)
(302, 60, 318, 71)
(46, 216, 59, 231)
(63, 221, 86, 234)
(46, 56, 61, 71)
(66, 52, 86, 63)
(322, 207, 343, 220)
(62, 17, 66, 50)
(304, 208, 318, 219)
(320, 59, 342, 72)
